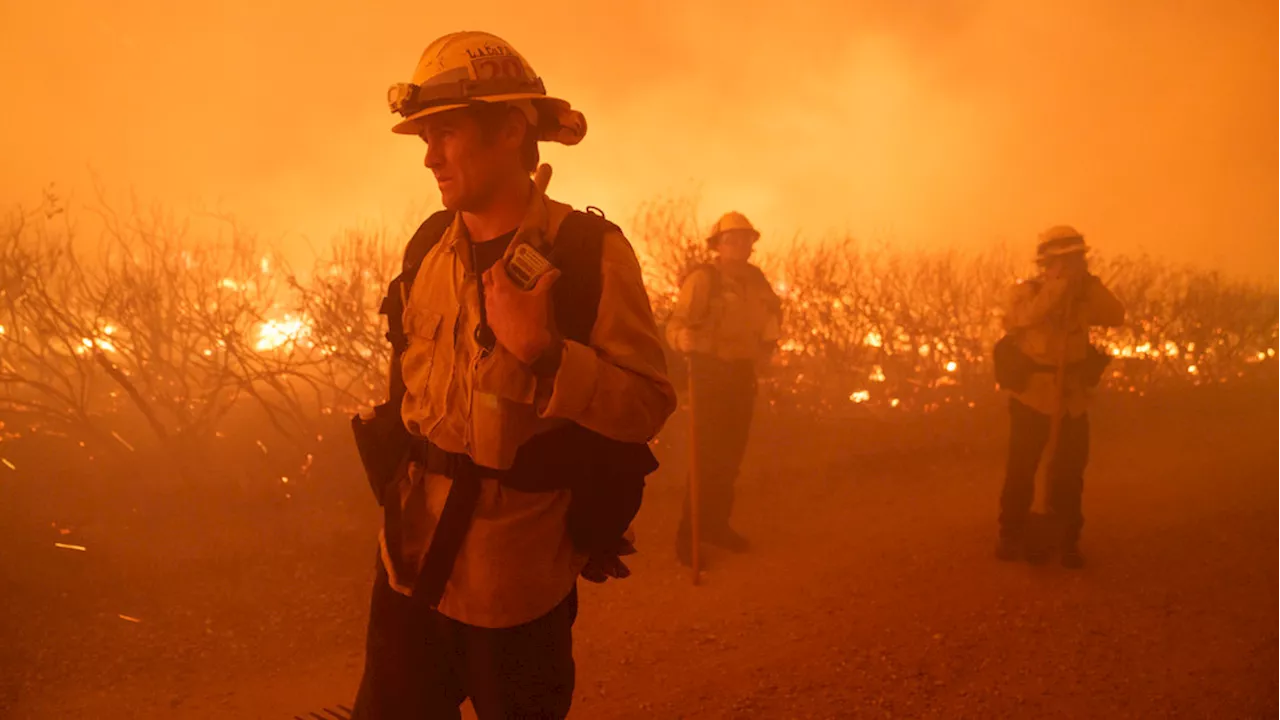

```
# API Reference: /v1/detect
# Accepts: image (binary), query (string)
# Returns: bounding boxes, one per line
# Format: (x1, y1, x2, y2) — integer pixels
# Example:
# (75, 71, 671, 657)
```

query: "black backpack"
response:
(362, 207, 657, 558)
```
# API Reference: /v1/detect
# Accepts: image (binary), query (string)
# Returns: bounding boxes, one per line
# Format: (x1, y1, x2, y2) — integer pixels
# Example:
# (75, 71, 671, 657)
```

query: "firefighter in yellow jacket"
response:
(351, 31, 676, 719)
(996, 225, 1125, 568)
(666, 212, 781, 566)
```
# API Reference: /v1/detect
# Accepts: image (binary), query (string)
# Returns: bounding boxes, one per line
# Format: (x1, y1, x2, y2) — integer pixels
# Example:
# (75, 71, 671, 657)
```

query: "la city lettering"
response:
(465, 44, 512, 60)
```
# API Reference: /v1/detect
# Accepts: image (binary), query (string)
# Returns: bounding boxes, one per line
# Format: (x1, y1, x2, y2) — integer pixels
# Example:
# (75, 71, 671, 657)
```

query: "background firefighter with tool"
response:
(349, 31, 676, 719)
(666, 211, 782, 568)
(993, 225, 1125, 568)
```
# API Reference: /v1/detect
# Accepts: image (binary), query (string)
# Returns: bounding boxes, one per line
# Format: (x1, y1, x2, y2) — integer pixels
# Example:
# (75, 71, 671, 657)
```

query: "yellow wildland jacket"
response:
(1002, 275, 1125, 417)
(383, 191, 676, 628)
(666, 261, 782, 362)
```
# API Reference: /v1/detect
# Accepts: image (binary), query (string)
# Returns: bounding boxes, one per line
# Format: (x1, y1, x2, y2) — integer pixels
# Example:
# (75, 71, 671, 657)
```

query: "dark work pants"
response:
(999, 398, 1091, 544)
(678, 355, 757, 543)
(351, 558, 577, 720)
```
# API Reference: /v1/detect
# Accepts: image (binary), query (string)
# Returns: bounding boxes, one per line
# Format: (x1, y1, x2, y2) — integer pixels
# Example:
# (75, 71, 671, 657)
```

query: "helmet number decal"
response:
(472, 56, 525, 81)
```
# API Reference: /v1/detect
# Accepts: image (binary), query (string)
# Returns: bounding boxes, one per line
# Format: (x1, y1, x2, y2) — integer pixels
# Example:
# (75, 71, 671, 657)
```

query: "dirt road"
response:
(2, 388, 1276, 719)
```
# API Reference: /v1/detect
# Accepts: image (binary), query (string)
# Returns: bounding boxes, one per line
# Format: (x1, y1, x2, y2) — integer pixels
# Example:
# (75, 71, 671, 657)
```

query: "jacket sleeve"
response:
(663, 267, 714, 349)
(1082, 276, 1126, 328)
(536, 230, 678, 443)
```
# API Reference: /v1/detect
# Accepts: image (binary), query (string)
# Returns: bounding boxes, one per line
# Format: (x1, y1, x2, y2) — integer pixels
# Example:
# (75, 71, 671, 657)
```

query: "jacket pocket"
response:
(400, 309, 443, 416)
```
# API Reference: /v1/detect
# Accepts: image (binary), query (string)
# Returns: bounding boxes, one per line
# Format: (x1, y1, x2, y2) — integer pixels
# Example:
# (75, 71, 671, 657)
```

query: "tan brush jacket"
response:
(382, 190, 677, 629)
(1002, 274, 1126, 417)
(666, 262, 782, 362)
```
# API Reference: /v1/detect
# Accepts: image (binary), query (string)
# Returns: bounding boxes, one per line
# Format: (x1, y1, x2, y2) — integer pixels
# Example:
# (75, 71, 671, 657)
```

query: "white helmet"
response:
(706, 211, 760, 249)
(387, 31, 586, 146)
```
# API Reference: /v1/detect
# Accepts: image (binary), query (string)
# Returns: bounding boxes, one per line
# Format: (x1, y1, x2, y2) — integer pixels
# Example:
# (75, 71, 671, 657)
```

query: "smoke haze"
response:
(2, 0, 1275, 278)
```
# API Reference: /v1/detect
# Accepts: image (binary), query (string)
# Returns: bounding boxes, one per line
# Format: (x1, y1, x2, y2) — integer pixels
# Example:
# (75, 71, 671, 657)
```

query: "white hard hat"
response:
(706, 211, 760, 248)
(387, 31, 586, 146)
(1036, 224, 1090, 263)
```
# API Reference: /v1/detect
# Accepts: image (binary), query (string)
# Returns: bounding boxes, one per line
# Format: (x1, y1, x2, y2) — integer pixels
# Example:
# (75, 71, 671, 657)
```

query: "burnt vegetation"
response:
(1, 195, 1275, 485)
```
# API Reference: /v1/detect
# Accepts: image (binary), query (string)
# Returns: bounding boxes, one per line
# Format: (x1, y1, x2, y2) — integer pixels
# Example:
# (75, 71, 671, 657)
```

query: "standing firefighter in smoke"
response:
(349, 31, 676, 719)
(994, 225, 1125, 568)
(666, 212, 782, 567)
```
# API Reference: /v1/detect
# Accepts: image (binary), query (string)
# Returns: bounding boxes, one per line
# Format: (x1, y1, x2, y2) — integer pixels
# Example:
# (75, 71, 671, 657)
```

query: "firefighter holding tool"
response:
(666, 211, 782, 569)
(349, 31, 676, 719)
(993, 225, 1125, 568)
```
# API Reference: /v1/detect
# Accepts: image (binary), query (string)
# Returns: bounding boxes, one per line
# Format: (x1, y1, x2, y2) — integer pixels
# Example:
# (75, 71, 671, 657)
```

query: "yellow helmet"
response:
(706, 211, 760, 248)
(1036, 224, 1090, 263)
(387, 31, 587, 145)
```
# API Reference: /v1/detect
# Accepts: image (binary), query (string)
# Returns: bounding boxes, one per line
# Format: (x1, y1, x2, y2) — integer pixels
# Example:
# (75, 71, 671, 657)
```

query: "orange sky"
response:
(2, 0, 1276, 279)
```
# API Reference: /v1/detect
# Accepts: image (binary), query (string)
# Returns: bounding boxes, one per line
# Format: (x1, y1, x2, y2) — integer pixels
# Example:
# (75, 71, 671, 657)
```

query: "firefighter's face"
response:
(717, 230, 757, 263)
(420, 107, 523, 212)
(1046, 253, 1088, 279)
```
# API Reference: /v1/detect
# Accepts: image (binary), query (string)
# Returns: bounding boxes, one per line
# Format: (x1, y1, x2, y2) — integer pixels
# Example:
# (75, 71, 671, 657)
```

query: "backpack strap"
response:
(549, 209, 624, 344)
(402, 210, 457, 286)
(382, 210, 454, 349)
(381, 209, 455, 404)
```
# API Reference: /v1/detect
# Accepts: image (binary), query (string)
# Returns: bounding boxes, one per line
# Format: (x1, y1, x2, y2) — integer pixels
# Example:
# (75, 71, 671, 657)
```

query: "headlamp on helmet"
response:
(386, 77, 548, 118)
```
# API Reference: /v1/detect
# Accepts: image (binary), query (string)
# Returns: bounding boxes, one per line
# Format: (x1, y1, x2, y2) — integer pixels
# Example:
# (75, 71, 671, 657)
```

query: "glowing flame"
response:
(76, 335, 117, 354)
(849, 390, 871, 404)
(864, 331, 883, 348)
(869, 365, 886, 382)
(1187, 365, 1199, 375)
(255, 315, 311, 352)
(889, 398, 901, 408)
(945, 361, 958, 372)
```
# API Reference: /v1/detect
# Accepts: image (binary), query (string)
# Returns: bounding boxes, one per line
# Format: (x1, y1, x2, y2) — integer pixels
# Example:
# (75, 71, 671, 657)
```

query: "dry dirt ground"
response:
(2, 386, 1276, 719)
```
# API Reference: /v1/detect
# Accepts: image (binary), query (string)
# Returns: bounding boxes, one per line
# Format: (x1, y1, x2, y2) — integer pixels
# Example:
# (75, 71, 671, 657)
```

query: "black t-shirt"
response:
(471, 229, 517, 276)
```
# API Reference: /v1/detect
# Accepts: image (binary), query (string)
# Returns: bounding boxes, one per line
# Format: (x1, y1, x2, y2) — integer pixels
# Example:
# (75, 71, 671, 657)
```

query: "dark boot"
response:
(1060, 541, 1085, 569)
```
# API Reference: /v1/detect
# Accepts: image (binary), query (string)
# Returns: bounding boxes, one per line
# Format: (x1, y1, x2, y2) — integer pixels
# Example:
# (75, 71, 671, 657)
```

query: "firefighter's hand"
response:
(674, 327, 696, 352)
(580, 554, 632, 583)
(483, 263, 561, 365)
